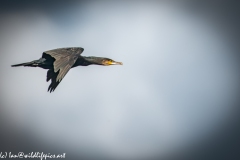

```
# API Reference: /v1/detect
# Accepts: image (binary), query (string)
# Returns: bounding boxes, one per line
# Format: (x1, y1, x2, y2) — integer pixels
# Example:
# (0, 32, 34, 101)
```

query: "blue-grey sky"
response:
(0, 1, 239, 159)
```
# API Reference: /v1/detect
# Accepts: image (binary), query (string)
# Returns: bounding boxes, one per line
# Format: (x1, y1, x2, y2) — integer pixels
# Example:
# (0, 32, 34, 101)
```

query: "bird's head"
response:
(101, 58, 123, 66)
(84, 56, 123, 66)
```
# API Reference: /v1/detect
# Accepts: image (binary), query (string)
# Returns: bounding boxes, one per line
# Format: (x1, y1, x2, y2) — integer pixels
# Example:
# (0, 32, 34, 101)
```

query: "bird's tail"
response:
(11, 60, 37, 67)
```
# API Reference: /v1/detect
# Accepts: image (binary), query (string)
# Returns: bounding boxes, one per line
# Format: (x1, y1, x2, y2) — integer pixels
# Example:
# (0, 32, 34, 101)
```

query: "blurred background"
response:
(0, 1, 240, 160)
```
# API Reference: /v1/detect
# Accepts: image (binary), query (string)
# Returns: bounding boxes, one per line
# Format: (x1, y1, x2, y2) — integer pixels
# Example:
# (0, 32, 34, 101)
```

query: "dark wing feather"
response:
(47, 69, 60, 93)
(53, 55, 78, 82)
(42, 47, 84, 58)
(43, 47, 84, 92)
(46, 69, 55, 82)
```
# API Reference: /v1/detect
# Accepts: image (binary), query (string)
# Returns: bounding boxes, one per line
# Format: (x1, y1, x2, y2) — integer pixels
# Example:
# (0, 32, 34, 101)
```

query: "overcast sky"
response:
(0, 1, 239, 159)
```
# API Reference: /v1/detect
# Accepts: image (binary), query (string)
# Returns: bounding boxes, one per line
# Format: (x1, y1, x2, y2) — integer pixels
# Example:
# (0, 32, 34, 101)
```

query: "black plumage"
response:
(12, 47, 122, 92)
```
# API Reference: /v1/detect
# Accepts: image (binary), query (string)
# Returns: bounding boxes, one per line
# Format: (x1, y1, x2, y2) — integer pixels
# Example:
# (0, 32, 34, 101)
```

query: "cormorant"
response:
(12, 47, 122, 92)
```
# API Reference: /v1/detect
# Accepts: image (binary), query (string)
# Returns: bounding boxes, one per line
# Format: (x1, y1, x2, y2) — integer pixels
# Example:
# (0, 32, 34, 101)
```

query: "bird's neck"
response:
(83, 56, 103, 65)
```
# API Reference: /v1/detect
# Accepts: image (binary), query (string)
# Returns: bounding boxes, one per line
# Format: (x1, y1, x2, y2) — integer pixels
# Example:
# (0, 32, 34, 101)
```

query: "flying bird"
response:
(12, 47, 122, 92)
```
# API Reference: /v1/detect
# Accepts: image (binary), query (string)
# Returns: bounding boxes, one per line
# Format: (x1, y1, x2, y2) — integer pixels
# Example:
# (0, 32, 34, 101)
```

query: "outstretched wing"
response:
(43, 47, 84, 92)
(46, 69, 60, 93)
(43, 47, 84, 61)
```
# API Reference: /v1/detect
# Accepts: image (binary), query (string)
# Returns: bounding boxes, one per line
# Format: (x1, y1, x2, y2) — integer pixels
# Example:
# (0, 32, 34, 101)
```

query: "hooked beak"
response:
(111, 61, 123, 65)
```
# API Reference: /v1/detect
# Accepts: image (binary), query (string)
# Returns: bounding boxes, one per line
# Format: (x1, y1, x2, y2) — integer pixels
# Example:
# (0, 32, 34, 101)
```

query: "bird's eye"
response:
(102, 60, 108, 65)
